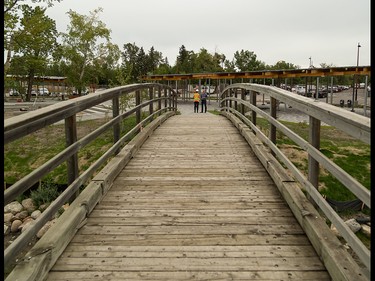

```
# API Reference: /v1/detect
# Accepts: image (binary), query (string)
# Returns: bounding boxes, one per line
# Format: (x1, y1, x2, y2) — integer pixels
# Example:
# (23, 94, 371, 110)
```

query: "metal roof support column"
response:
(149, 87, 154, 121)
(208, 78, 211, 105)
(168, 88, 172, 111)
(240, 89, 245, 116)
(164, 87, 167, 109)
(330, 77, 334, 105)
(364, 76, 369, 117)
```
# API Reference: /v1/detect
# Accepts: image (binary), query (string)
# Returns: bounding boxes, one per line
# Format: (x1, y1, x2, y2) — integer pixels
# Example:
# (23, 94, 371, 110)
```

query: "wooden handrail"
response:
(220, 83, 370, 275)
(4, 83, 178, 270)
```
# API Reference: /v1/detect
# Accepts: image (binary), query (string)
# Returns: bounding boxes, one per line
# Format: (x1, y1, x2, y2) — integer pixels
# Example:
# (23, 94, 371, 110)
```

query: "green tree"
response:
(60, 7, 115, 95)
(4, 0, 61, 74)
(121, 42, 140, 83)
(147, 46, 163, 74)
(272, 60, 298, 70)
(233, 49, 264, 71)
(10, 5, 58, 101)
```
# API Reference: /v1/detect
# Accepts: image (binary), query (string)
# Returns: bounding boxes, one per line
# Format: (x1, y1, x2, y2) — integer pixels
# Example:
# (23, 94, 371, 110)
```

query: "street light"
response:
(351, 43, 361, 112)
(355, 43, 361, 102)
(357, 42, 361, 66)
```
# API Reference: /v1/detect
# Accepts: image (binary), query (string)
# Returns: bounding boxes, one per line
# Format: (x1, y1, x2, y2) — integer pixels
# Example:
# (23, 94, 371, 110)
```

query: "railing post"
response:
(270, 97, 277, 156)
(135, 90, 141, 125)
(158, 85, 162, 113)
(168, 88, 172, 111)
(164, 87, 168, 109)
(229, 89, 232, 109)
(112, 96, 120, 154)
(65, 115, 79, 200)
(149, 87, 154, 120)
(251, 91, 257, 127)
(308, 116, 321, 206)
(174, 89, 178, 112)
(234, 88, 238, 111)
(240, 89, 245, 116)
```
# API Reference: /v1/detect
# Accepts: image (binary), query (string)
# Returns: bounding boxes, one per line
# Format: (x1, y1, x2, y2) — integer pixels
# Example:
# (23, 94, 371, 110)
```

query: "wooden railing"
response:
(220, 83, 370, 277)
(4, 83, 177, 270)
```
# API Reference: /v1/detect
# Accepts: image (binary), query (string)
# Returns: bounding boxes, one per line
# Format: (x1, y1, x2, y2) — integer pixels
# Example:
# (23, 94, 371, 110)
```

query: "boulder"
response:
(345, 218, 361, 233)
(22, 198, 36, 213)
(4, 201, 23, 214)
(31, 210, 42, 220)
(20, 218, 35, 233)
(361, 224, 371, 237)
(4, 213, 14, 224)
(14, 210, 29, 220)
(11, 219, 22, 233)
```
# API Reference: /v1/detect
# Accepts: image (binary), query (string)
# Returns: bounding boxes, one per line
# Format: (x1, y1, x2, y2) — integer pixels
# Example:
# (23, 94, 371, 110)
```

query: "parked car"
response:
(201, 85, 215, 95)
(37, 87, 49, 96)
(8, 89, 20, 96)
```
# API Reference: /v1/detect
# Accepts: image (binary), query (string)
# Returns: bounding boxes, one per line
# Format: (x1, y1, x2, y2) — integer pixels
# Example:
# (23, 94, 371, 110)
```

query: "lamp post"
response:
(351, 43, 361, 112)
(355, 43, 361, 101)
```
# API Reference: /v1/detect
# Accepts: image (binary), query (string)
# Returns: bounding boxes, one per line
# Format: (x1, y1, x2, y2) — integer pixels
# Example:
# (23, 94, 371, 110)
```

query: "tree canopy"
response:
(4, 2, 355, 93)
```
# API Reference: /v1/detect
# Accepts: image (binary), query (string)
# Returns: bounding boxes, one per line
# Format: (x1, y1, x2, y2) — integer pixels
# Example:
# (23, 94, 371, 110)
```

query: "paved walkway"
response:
(177, 99, 370, 123)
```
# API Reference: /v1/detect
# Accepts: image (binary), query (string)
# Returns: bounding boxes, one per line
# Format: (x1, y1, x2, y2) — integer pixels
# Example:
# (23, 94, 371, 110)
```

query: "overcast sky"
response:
(43, 0, 370, 69)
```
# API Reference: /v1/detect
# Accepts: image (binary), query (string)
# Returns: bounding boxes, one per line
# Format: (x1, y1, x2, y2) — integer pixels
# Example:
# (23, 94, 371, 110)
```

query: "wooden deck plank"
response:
(47, 270, 331, 280)
(45, 113, 329, 280)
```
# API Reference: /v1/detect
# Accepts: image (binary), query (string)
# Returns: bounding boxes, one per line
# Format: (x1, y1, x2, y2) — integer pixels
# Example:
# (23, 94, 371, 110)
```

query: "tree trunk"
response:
(26, 71, 35, 102)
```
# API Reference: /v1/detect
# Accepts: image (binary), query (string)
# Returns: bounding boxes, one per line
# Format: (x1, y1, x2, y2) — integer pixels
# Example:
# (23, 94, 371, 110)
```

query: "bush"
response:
(30, 178, 61, 208)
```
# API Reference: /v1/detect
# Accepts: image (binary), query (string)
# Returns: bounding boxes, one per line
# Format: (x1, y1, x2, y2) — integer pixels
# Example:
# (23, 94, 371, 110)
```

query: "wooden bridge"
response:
(4, 75, 371, 280)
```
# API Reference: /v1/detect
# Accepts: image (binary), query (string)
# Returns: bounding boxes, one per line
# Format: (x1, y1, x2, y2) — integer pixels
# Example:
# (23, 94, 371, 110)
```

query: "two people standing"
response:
(193, 88, 208, 113)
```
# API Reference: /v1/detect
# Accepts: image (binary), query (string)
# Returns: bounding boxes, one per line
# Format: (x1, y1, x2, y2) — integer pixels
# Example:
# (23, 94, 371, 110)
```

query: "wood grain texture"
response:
(45, 113, 331, 280)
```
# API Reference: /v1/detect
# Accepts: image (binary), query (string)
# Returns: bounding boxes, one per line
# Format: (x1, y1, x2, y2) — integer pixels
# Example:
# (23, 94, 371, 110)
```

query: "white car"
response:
(8, 89, 20, 96)
(38, 87, 49, 96)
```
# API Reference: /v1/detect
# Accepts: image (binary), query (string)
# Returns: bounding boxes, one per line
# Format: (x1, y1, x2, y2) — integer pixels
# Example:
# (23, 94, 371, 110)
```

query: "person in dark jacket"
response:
(200, 90, 208, 113)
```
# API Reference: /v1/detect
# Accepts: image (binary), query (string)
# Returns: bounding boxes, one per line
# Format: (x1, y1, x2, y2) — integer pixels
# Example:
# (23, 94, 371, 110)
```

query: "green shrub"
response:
(30, 178, 60, 208)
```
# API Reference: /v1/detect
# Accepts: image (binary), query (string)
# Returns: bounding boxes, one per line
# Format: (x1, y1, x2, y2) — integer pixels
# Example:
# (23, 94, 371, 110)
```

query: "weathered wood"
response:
(47, 270, 331, 280)
(224, 111, 369, 280)
(5, 112, 174, 281)
(42, 113, 332, 280)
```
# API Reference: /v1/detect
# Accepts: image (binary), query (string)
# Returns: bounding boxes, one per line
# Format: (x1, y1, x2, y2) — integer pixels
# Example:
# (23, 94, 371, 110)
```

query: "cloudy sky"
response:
(43, 0, 370, 68)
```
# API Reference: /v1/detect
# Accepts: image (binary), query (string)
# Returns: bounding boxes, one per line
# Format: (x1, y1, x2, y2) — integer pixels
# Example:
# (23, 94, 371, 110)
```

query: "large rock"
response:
(361, 224, 371, 237)
(345, 218, 361, 233)
(31, 210, 42, 220)
(22, 198, 36, 213)
(4, 201, 23, 214)
(20, 217, 35, 233)
(14, 210, 29, 220)
(4, 213, 14, 224)
(11, 219, 22, 233)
